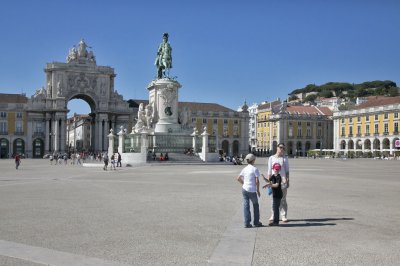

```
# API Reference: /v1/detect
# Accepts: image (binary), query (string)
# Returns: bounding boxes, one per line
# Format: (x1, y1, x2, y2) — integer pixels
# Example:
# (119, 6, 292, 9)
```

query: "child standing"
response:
(236, 154, 262, 228)
(263, 163, 283, 226)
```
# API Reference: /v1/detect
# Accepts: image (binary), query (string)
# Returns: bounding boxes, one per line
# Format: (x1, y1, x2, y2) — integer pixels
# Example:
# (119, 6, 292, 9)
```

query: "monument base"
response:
(154, 122, 181, 133)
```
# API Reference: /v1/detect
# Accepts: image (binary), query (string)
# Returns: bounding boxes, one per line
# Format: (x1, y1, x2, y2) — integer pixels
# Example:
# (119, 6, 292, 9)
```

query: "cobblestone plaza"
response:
(0, 159, 399, 265)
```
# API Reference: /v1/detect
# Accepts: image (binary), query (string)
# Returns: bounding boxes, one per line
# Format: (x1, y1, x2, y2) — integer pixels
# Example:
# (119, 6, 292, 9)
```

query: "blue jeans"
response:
(272, 197, 281, 224)
(242, 188, 260, 226)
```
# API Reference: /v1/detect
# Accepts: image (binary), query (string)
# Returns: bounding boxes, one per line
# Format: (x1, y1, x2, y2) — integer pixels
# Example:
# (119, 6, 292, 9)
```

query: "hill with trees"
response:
(288, 80, 399, 101)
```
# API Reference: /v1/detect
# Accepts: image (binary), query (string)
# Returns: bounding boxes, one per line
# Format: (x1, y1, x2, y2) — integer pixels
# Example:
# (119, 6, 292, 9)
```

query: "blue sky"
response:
(1, 0, 399, 115)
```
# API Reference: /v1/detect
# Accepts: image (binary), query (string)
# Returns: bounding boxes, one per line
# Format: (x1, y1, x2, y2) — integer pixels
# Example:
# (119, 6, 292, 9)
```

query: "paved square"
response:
(0, 158, 399, 265)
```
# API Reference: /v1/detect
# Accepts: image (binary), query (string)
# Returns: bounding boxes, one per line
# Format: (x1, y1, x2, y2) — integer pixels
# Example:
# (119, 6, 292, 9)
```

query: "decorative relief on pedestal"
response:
(159, 87, 176, 106)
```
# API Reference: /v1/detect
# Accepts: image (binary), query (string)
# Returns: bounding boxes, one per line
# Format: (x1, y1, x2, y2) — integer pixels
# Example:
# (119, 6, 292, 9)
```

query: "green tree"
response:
(304, 94, 317, 103)
(389, 87, 399, 97)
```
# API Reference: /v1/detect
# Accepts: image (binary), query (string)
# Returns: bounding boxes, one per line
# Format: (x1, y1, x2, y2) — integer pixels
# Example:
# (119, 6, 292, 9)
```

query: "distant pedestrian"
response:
(50, 155, 54, 165)
(236, 153, 262, 228)
(110, 153, 116, 170)
(76, 153, 82, 165)
(103, 153, 109, 171)
(15, 154, 21, 170)
(117, 152, 122, 167)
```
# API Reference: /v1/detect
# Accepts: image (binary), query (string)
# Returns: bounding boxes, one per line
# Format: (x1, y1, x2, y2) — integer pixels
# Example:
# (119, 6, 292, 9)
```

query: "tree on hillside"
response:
(389, 87, 399, 97)
(318, 90, 333, 98)
(304, 94, 317, 103)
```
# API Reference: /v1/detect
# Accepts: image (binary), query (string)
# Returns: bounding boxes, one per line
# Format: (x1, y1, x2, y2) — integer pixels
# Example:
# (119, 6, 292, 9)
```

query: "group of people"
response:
(103, 152, 122, 170)
(151, 152, 169, 161)
(236, 142, 289, 227)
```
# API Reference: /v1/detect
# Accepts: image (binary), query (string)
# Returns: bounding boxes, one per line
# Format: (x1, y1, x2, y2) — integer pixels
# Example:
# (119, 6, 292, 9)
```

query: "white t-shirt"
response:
(267, 155, 289, 179)
(239, 164, 260, 193)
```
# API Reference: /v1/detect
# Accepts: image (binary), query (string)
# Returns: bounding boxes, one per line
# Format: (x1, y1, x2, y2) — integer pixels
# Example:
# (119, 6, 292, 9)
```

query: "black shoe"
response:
(253, 223, 263, 227)
(244, 224, 253, 228)
(268, 222, 279, 226)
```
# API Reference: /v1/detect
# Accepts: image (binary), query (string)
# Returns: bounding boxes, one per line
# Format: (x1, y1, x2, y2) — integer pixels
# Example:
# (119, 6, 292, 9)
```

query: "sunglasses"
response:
(278, 146, 285, 150)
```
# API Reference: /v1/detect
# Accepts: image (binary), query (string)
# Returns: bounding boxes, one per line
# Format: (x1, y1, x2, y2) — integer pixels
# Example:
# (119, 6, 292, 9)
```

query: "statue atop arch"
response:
(67, 39, 96, 64)
(155, 33, 172, 79)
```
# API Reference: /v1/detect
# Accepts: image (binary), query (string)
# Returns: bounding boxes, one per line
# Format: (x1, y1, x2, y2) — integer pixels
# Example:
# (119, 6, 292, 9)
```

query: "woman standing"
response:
(265, 143, 290, 222)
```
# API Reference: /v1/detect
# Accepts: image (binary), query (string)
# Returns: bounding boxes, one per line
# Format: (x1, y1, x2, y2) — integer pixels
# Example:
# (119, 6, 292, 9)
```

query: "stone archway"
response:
(232, 140, 239, 156)
(32, 138, 44, 158)
(0, 138, 9, 158)
(348, 139, 354, 150)
(13, 138, 25, 157)
(27, 39, 133, 156)
(340, 140, 346, 150)
(222, 140, 229, 155)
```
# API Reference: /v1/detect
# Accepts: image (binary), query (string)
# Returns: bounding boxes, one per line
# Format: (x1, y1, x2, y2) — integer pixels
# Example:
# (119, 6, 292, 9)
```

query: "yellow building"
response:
(266, 105, 333, 156)
(0, 93, 28, 158)
(256, 100, 281, 155)
(333, 96, 400, 157)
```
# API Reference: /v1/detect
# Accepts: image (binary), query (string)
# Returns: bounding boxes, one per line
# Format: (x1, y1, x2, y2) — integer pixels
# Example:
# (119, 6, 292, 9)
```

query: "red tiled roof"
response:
(285, 105, 332, 116)
(0, 93, 28, 104)
(356, 96, 400, 109)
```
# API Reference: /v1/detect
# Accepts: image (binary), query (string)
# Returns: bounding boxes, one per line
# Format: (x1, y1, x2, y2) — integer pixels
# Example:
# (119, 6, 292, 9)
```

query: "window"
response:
(0, 112, 6, 118)
(366, 116, 369, 121)
(341, 118, 344, 123)
(202, 118, 207, 124)
(349, 126, 353, 135)
(16, 112, 23, 119)
(357, 117, 361, 122)
(384, 113, 388, 119)
(297, 121, 301, 126)
(234, 120, 238, 124)
(15, 121, 23, 133)
(374, 124, 379, 134)
(306, 122, 311, 126)
(366, 125, 370, 134)
(395, 122, 398, 133)
(191, 118, 196, 123)
(317, 128, 322, 137)
(341, 127, 345, 136)
(297, 128, 302, 137)
(35, 123, 43, 133)
(307, 128, 311, 137)
(395, 113, 399, 119)
(317, 122, 322, 127)
(357, 125, 361, 135)
(0, 121, 7, 132)
(384, 123, 388, 134)
(349, 117, 352, 123)
(213, 119, 218, 124)
(288, 127, 293, 137)
(223, 119, 228, 124)
(375, 114, 378, 120)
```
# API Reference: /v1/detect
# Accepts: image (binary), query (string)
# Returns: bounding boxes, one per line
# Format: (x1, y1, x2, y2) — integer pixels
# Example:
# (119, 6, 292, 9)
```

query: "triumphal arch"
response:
(26, 39, 132, 155)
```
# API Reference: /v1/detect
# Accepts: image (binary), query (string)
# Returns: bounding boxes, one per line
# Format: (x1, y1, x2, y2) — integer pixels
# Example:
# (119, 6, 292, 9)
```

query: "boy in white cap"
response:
(236, 153, 262, 228)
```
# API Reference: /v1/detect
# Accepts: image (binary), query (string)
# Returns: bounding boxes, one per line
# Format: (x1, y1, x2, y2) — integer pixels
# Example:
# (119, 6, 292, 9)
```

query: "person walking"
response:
(103, 153, 109, 171)
(15, 154, 21, 170)
(117, 152, 122, 167)
(236, 153, 262, 228)
(110, 153, 116, 170)
(265, 143, 290, 223)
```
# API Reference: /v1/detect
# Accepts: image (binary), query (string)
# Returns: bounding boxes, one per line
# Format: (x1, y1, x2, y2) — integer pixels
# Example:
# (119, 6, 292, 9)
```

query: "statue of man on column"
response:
(155, 33, 173, 79)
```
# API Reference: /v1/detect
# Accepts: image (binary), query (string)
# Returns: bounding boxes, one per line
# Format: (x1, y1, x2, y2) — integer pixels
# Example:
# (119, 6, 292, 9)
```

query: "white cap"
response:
(245, 153, 256, 163)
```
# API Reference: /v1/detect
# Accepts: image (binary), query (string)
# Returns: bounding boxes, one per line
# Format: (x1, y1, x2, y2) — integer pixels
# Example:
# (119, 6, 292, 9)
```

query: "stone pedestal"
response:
(147, 78, 181, 133)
